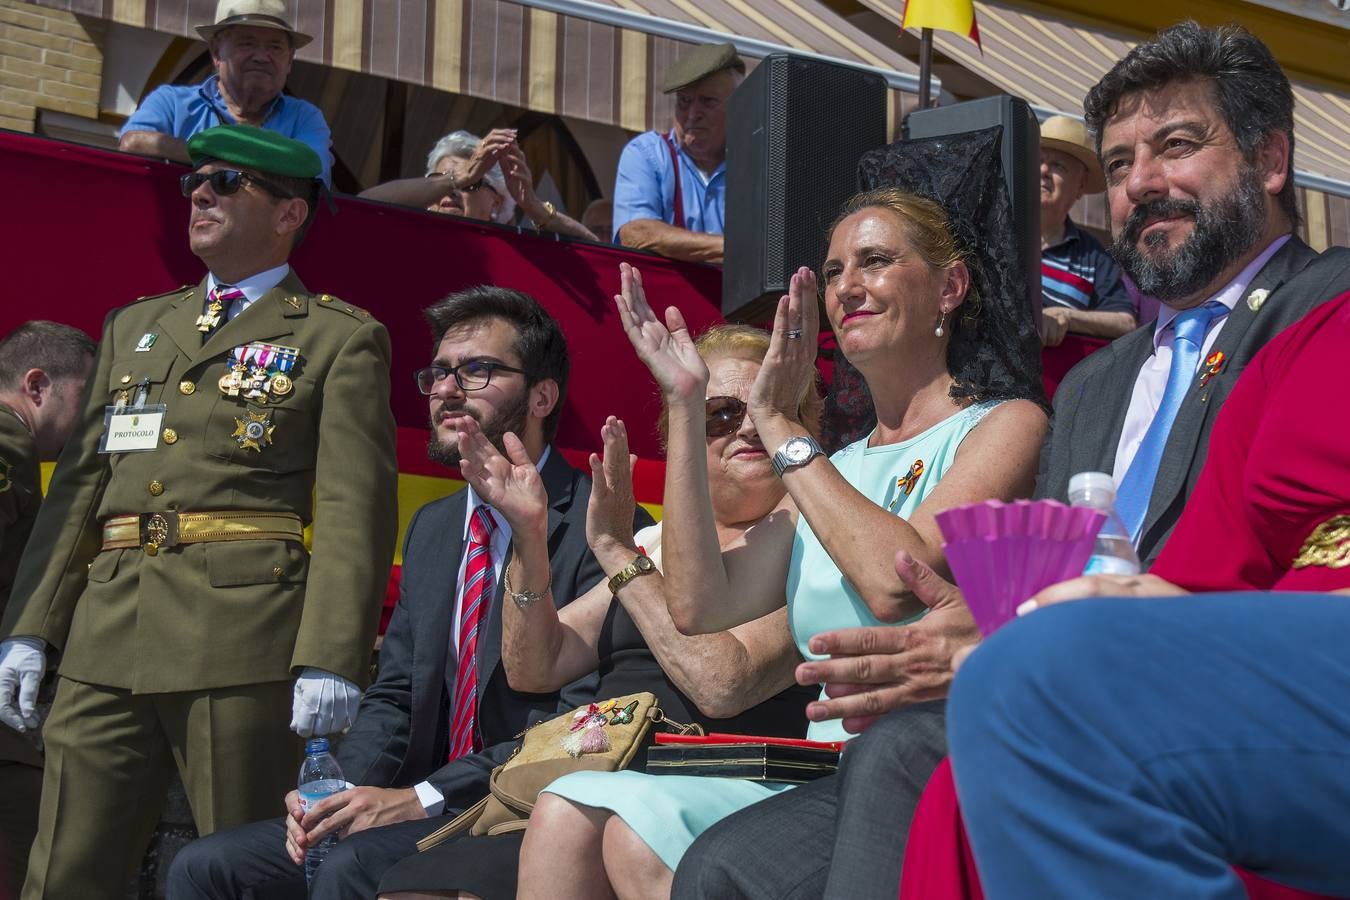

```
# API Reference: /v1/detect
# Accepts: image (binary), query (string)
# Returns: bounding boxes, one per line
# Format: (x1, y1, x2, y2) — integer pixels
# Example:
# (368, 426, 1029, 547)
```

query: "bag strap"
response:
(661, 132, 686, 230)
(415, 794, 489, 853)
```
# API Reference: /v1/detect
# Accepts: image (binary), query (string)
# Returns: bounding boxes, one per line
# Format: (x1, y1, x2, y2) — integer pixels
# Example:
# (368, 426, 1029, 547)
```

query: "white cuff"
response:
(413, 780, 445, 816)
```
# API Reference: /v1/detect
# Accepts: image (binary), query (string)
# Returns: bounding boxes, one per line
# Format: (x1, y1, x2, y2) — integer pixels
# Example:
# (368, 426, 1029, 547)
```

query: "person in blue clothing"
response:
(612, 43, 743, 264)
(118, 0, 333, 187)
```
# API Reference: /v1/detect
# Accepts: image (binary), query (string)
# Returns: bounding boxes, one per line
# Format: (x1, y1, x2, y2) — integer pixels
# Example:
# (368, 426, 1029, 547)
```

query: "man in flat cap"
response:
(119, 0, 334, 186)
(612, 42, 745, 264)
(0, 125, 397, 899)
(1037, 115, 1134, 346)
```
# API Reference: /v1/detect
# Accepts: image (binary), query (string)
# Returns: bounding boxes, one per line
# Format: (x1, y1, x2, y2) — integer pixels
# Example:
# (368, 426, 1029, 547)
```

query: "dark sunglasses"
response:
(705, 396, 748, 438)
(425, 173, 497, 196)
(180, 169, 294, 199)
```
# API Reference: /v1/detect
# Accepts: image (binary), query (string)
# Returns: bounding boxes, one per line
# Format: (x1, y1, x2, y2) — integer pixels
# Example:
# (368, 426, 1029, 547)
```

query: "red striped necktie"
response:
(448, 506, 497, 761)
(198, 285, 246, 340)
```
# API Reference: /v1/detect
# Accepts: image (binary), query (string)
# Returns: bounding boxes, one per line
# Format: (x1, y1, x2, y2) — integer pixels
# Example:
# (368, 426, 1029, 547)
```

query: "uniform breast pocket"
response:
(106, 355, 177, 405)
(205, 376, 319, 473)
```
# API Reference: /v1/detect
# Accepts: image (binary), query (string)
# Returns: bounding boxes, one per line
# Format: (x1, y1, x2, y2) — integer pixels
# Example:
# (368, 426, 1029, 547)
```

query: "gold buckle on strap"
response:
(100, 511, 304, 555)
(1292, 515, 1350, 569)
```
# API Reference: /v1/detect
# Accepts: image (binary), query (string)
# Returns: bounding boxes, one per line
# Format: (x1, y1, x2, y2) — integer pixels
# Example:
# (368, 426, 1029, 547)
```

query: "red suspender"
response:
(662, 132, 686, 230)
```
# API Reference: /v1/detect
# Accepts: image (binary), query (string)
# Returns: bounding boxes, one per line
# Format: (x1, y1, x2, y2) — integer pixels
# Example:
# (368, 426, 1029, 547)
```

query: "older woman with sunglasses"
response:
(359, 128, 596, 240)
(516, 187, 1048, 900)
(368, 323, 819, 900)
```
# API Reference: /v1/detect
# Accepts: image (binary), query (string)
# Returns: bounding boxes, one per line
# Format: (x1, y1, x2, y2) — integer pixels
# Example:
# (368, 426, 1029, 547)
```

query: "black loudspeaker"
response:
(723, 53, 887, 322)
(904, 96, 1041, 324)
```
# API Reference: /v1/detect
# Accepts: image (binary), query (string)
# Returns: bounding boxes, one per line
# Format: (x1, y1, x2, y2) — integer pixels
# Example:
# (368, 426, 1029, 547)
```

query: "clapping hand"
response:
(586, 416, 639, 559)
(501, 142, 536, 208)
(454, 417, 548, 533)
(748, 267, 818, 430)
(460, 128, 517, 185)
(612, 262, 708, 399)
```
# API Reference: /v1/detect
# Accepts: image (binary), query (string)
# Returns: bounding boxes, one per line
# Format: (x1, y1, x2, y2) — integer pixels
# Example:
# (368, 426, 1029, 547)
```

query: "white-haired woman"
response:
(360, 128, 597, 240)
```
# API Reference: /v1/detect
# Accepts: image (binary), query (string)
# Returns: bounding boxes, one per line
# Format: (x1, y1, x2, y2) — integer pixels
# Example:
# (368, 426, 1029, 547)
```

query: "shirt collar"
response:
(462, 444, 552, 539)
(666, 128, 726, 180)
(206, 262, 291, 304)
(199, 74, 285, 125)
(1044, 218, 1083, 252)
(1150, 233, 1292, 349)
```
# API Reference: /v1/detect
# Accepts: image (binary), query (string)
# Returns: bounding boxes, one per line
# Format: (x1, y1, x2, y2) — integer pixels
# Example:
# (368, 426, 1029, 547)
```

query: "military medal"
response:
(231, 410, 275, 452)
(221, 342, 301, 402)
(1198, 350, 1226, 388)
(196, 297, 224, 333)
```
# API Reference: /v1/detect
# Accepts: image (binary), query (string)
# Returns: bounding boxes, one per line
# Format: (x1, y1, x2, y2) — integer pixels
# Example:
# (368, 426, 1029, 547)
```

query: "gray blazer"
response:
(1036, 238, 1350, 568)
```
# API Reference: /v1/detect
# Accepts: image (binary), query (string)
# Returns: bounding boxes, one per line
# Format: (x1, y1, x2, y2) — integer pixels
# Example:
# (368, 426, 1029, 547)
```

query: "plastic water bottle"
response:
(298, 737, 346, 887)
(1068, 471, 1141, 576)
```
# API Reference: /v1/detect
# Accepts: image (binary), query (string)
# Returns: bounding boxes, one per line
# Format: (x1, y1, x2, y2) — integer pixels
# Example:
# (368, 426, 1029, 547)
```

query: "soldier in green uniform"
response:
(0, 321, 95, 898)
(0, 126, 399, 899)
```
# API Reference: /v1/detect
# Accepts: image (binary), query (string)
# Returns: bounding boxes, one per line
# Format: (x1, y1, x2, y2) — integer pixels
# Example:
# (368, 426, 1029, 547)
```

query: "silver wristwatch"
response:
(771, 435, 824, 477)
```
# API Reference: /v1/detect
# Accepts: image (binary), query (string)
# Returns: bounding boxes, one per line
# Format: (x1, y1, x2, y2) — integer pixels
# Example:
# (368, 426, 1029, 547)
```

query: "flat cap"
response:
(187, 125, 322, 180)
(661, 42, 745, 94)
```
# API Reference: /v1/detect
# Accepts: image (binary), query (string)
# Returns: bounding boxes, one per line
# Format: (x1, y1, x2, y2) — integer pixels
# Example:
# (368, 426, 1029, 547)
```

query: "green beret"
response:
(661, 42, 746, 94)
(187, 125, 322, 180)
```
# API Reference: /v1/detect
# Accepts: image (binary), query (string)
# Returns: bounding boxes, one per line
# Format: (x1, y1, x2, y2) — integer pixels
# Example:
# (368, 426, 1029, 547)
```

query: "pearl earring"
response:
(935, 309, 948, 338)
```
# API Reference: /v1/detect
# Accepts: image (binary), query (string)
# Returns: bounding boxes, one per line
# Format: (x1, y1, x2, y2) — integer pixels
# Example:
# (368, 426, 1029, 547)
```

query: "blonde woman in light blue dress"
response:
(517, 189, 1049, 900)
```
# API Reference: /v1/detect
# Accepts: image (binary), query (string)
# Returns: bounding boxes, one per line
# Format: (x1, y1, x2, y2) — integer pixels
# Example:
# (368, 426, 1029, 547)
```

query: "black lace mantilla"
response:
(822, 126, 1045, 450)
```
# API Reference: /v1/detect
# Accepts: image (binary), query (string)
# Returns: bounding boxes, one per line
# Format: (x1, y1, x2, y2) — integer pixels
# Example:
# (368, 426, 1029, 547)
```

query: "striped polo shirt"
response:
(1041, 219, 1134, 314)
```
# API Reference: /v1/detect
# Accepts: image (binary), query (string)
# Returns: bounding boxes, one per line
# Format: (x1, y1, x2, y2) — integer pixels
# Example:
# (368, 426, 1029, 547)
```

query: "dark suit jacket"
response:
(336, 448, 653, 812)
(1036, 239, 1350, 568)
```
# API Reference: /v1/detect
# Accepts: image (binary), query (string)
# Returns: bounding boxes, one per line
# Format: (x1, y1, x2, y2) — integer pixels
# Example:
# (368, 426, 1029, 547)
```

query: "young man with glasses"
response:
(0, 124, 398, 899)
(169, 285, 651, 900)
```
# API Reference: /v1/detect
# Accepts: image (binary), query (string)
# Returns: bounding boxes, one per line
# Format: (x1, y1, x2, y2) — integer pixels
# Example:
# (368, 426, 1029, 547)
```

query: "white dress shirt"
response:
(204, 262, 290, 321)
(414, 446, 551, 814)
(1112, 235, 1291, 483)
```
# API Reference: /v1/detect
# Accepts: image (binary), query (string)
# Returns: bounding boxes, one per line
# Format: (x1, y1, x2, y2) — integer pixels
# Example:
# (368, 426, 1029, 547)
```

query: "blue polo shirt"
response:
(612, 129, 725, 243)
(1040, 218, 1133, 314)
(121, 75, 333, 187)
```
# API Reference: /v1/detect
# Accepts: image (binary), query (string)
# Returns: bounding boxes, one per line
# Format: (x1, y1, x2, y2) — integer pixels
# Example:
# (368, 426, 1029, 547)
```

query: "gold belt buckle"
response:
(139, 511, 179, 556)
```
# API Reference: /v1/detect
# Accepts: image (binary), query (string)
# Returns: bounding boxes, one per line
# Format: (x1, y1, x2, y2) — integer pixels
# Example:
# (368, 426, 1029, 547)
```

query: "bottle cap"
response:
(304, 737, 331, 755)
(1068, 471, 1116, 499)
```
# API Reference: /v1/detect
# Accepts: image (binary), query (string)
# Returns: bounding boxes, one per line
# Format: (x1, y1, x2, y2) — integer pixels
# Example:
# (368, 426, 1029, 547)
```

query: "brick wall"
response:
(0, 0, 104, 133)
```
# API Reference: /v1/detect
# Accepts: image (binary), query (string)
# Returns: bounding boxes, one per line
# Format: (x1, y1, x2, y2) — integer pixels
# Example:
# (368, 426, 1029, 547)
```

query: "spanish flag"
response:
(901, 0, 981, 48)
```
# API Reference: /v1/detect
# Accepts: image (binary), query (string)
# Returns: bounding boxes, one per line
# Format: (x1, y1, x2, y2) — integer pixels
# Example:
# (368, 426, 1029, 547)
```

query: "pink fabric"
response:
(899, 760, 1339, 900)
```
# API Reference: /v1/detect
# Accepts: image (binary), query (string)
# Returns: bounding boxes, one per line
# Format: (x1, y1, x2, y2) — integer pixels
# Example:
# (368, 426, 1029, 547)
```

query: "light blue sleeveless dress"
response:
(541, 402, 1000, 870)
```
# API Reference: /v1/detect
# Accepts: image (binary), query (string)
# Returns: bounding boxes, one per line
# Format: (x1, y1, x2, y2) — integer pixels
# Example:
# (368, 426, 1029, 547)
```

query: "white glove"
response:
(290, 668, 363, 738)
(0, 637, 47, 732)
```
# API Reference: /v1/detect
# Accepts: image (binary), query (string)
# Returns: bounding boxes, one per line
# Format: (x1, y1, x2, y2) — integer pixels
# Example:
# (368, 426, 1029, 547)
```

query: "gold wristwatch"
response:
(607, 553, 656, 594)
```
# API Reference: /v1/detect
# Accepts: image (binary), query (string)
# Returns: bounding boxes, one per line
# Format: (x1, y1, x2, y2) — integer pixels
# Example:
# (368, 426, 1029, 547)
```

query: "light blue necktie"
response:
(1115, 301, 1227, 544)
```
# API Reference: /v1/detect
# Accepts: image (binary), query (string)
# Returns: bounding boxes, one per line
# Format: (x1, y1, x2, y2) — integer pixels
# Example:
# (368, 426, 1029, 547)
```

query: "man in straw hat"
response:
(1037, 114, 1135, 346)
(119, 0, 333, 186)
(612, 42, 745, 264)
(0, 125, 395, 898)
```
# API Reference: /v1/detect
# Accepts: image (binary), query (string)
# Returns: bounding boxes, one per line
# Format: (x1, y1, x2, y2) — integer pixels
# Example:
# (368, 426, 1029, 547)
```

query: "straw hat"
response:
(1040, 115, 1105, 193)
(196, 0, 312, 50)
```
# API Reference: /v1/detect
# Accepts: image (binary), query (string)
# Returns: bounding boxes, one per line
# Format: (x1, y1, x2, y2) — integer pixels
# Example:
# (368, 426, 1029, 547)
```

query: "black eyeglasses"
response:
(705, 396, 748, 437)
(415, 359, 528, 394)
(181, 169, 294, 199)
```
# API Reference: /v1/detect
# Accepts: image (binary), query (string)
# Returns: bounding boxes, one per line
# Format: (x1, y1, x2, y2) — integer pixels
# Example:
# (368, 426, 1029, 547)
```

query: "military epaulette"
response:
(314, 294, 373, 320)
(131, 285, 195, 306)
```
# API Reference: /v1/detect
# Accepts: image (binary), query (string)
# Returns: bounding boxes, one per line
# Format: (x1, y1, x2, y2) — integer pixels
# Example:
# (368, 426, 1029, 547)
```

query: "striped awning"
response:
(855, 0, 1350, 196)
(35, 0, 920, 134)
